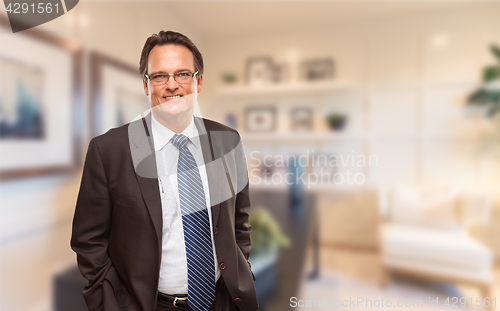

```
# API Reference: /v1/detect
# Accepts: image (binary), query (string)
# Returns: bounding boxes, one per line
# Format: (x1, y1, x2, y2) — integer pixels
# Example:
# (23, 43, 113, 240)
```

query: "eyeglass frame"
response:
(144, 70, 199, 85)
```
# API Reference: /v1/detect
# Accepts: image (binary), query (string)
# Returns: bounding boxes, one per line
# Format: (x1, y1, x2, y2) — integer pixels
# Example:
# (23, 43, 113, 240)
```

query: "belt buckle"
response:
(173, 296, 187, 308)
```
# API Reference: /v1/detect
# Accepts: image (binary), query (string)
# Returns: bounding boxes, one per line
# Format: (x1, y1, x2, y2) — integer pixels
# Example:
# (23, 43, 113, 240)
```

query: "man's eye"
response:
(153, 75, 166, 80)
(177, 73, 190, 77)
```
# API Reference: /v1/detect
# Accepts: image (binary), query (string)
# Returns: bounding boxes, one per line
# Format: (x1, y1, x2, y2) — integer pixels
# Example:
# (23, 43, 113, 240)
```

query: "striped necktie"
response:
(171, 134, 215, 311)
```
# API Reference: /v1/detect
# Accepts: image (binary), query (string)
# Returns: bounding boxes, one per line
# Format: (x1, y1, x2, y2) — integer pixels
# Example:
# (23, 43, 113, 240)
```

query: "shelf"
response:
(240, 131, 359, 143)
(239, 131, 482, 143)
(216, 80, 353, 97)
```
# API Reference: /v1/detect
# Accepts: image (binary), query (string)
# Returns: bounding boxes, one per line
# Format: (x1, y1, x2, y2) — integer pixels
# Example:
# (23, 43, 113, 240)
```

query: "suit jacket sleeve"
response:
(233, 135, 252, 260)
(71, 138, 112, 311)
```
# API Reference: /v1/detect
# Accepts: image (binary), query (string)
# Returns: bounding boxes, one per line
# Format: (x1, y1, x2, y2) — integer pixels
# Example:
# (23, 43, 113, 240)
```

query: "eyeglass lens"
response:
(148, 72, 196, 84)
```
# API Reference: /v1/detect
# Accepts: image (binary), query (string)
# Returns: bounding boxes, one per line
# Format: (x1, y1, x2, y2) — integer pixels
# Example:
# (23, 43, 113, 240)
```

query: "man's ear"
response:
(143, 78, 149, 96)
(197, 75, 203, 93)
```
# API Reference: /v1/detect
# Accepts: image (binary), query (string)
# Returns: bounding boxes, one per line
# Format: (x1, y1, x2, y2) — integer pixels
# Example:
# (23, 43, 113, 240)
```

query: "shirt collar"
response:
(151, 114, 200, 152)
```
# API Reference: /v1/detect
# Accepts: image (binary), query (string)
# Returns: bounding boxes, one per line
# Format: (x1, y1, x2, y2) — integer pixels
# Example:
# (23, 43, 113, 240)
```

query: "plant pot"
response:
(328, 119, 346, 131)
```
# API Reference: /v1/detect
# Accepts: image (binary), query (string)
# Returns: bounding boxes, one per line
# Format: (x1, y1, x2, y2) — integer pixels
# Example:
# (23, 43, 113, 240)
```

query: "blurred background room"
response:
(2, 0, 500, 310)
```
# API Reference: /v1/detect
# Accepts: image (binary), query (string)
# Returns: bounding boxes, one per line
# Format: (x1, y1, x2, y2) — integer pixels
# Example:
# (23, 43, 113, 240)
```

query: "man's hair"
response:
(139, 30, 203, 77)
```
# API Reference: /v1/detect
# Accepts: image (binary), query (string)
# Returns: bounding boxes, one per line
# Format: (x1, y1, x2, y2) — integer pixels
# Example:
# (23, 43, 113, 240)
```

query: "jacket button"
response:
(219, 263, 226, 270)
(234, 298, 241, 303)
(214, 228, 218, 234)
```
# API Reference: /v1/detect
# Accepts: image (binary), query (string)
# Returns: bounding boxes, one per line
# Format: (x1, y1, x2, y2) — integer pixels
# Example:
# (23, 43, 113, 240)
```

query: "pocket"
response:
(237, 247, 255, 281)
(104, 266, 134, 308)
(109, 188, 137, 208)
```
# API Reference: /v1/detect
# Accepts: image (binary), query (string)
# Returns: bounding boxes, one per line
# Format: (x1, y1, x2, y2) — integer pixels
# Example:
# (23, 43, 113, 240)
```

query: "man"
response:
(71, 31, 258, 311)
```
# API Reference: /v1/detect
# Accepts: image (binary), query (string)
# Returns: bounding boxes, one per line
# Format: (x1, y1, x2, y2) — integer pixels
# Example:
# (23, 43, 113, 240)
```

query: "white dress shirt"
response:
(152, 115, 220, 295)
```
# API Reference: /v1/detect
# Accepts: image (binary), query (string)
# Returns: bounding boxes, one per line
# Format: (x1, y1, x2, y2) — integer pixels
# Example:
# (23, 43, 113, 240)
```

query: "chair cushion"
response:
(391, 186, 459, 229)
(381, 223, 492, 270)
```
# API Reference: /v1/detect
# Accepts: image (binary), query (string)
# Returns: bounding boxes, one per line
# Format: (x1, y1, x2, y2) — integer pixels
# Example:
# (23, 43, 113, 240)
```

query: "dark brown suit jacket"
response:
(71, 114, 258, 311)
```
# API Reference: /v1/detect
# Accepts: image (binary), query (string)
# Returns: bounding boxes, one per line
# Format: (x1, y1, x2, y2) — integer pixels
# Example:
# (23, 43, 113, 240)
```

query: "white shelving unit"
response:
(240, 131, 361, 143)
(216, 80, 353, 97)
(213, 80, 364, 191)
(214, 80, 358, 138)
(211, 61, 481, 190)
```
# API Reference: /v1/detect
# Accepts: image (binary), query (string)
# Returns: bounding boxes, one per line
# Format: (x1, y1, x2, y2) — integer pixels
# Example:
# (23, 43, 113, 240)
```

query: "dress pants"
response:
(156, 277, 239, 311)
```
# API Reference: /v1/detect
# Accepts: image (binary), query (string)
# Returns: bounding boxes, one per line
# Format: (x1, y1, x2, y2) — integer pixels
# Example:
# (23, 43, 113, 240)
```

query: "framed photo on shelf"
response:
(246, 57, 274, 86)
(90, 52, 150, 137)
(273, 63, 289, 84)
(290, 107, 313, 132)
(224, 112, 237, 129)
(0, 18, 82, 179)
(300, 58, 334, 82)
(245, 106, 276, 132)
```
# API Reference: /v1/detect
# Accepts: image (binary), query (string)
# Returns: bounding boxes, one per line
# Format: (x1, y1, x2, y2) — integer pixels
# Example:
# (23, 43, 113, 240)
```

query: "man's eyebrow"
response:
(149, 69, 194, 75)
(148, 71, 167, 76)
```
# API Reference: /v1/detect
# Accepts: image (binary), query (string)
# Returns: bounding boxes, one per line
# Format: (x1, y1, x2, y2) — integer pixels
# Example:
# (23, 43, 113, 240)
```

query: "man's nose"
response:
(165, 76, 178, 91)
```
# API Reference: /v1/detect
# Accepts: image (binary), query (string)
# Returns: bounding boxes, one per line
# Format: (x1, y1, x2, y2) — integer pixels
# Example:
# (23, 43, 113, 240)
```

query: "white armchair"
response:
(379, 186, 493, 298)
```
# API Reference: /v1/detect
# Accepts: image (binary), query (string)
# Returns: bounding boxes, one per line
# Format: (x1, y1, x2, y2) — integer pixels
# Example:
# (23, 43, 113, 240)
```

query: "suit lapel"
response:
(195, 117, 222, 229)
(129, 114, 163, 254)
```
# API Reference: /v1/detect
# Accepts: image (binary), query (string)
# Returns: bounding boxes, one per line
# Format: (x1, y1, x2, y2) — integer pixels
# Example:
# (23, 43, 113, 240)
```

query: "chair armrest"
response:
(458, 193, 491, 228)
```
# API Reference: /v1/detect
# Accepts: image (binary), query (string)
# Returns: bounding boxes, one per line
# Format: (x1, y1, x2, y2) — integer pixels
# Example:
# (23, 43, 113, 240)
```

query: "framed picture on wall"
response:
(246, 57, 274, 86)
(90, 52, 150, 137)
(300, 58, 334, 82)
(0, 17, 82, 179)
(290, 107, 313, 132)
(245, 106, 276, 132)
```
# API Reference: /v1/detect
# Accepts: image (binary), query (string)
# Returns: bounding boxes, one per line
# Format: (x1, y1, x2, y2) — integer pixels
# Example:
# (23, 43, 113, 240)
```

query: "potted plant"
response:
(249, 207, 289, 257)
(325, 113, 347, 131)
(467, 45, 500, 117)
(248, 206, 289, 306)
(221, 72, 237, 85)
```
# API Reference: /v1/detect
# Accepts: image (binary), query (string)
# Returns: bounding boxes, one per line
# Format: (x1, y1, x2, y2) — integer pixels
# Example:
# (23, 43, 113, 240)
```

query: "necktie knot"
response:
(171, 134, 189, 150)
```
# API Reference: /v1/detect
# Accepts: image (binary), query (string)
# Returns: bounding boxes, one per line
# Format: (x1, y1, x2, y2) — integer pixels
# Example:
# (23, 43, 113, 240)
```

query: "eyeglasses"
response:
(144, 71, 199, 85)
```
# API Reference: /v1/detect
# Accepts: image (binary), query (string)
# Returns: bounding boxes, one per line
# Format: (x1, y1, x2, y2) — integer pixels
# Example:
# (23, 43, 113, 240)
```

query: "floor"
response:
(291, 247, 500, 310)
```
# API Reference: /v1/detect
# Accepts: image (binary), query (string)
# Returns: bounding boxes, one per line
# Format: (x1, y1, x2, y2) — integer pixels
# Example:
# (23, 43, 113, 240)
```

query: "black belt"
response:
(157, 292, 189, 308)
(157, 277, 224, 308)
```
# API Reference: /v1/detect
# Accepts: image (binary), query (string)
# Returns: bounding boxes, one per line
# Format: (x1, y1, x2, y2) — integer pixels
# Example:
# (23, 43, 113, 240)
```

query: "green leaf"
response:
(491, 45, 500, 62)
(468, 88, 489, 104)
(483, 66, 500, 82)
(487, 90, 500, 102)
(249, 206, 290, 256)
(486, 105, 500, 117)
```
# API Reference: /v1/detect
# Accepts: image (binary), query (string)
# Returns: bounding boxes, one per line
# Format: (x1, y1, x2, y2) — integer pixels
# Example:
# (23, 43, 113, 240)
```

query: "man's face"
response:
(143, 44, 203, 117)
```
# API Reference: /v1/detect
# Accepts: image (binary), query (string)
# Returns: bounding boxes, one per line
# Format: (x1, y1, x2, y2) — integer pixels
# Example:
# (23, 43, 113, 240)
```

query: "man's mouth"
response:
(163, 95, 183, 100)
